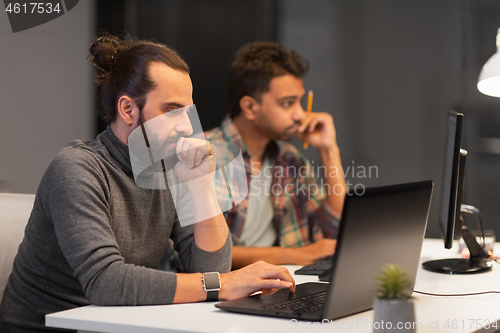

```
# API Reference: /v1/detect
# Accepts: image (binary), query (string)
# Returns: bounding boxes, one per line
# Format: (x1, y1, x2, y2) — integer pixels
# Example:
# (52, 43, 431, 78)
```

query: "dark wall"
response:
(278, 0, 500, 240)
(95, 0, 277, 134)
(94, 0, 500, 241)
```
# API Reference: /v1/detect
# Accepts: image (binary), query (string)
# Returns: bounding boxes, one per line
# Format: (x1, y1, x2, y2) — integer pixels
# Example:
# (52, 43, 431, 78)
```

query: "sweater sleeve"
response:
(41, 148, 226, 306)
(171, 221, 232, 274)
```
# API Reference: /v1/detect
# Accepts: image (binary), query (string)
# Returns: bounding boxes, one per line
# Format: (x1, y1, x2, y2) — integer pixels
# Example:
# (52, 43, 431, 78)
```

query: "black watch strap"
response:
(203, 272, 220, 301)
(206, 289, 218, 302)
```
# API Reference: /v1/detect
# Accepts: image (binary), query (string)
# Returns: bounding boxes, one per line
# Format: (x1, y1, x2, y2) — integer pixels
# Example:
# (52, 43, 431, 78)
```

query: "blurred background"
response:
(1, 0, 500, 239)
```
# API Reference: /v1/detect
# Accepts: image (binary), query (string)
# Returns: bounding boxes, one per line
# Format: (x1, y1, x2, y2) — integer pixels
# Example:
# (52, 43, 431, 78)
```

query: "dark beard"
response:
(138, 111, 184, 172)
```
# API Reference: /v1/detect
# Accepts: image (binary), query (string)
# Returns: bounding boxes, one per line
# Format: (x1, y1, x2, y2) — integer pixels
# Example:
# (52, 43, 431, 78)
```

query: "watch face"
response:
(204, 272, 221, 290)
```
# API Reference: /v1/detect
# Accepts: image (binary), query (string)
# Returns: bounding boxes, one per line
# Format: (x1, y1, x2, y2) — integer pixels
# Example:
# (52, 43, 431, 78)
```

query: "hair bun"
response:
(89, 35, 122, 74)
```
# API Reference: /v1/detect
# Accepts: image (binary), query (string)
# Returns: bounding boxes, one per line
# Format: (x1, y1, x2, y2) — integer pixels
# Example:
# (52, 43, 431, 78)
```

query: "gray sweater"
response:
(0, 127, 231, 332)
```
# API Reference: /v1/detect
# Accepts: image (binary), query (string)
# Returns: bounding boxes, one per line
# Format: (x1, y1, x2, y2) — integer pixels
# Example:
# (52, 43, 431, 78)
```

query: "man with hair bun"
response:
(0, 35, 295, 333)
(205, 41, 346, 269)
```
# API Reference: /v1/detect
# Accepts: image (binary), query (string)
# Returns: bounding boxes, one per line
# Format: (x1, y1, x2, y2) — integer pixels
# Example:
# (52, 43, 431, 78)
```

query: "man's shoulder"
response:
(37, 139, 108, 200)
(57, 139, 100, 159)
(49, 139, 104, 174)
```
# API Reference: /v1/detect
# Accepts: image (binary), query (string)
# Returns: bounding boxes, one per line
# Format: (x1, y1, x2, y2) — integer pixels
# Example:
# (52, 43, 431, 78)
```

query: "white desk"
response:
(46, 239, 500, 333)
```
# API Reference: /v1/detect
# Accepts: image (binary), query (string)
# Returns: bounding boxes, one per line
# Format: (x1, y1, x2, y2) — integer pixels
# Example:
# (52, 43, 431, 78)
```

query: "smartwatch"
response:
(202, 272, 221, 301)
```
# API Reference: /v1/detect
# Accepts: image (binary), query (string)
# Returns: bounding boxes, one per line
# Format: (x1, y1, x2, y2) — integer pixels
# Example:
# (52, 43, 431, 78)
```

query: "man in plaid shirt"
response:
(204, 42, 346, 269)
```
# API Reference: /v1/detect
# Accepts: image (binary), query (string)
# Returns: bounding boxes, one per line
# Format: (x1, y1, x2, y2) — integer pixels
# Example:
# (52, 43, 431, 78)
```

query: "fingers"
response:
(221, 262, 298, 300)
(206, 141, 214, 172)
(298, 112, 319, 132)
(299, 115, 324, 133)
(306, 118, 321, 133)
(298, 117, 312, 133)
(259, 288, 280, 296)
(299, 112, 333, 133)
(252, 261, 296, 292)
(257, 279, 294, 291)
(194, 145, 206, 167)
(260, 263, 294, 284)
(176, 137, 210, 169)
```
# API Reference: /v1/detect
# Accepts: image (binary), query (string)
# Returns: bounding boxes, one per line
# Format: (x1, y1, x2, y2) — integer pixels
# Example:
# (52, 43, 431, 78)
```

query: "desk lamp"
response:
(478, 28, 500, 97)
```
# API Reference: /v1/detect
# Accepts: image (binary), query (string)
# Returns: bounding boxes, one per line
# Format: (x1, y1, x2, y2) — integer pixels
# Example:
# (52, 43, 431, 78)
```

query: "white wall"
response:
(0, 1, 95, 194)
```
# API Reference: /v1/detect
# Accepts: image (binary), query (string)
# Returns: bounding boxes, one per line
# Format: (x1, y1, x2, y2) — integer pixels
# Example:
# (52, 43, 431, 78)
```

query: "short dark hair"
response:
(227, 41, 309, 118)
(89, 34, 189, 124)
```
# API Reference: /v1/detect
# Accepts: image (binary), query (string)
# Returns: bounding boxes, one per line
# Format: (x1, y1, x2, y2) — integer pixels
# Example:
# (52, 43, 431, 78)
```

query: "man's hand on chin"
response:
(296, 112, 338, 150)
(173, 137, 215, 183)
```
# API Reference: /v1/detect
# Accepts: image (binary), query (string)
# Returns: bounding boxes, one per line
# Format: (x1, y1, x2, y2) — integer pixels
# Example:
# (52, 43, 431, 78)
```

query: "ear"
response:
(116, 96, 139, 126)
(239, 96, 260, 121)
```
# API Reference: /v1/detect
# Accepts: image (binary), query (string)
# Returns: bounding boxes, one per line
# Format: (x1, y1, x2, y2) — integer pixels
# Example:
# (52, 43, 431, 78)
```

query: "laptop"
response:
(215, 180, 433, 321)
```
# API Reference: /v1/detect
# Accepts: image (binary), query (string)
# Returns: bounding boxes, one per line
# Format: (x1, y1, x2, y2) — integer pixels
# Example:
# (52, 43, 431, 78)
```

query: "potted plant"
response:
(373, 264, 416, 333)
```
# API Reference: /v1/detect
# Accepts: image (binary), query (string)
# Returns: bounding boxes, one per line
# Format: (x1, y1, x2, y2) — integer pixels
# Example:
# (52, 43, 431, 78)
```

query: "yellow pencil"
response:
(304, 90, 313, 149)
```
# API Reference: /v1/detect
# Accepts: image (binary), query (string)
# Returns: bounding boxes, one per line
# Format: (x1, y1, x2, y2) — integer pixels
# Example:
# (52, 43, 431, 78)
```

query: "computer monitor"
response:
(440, 111, 465, 249)
(422, 111, 491, 274)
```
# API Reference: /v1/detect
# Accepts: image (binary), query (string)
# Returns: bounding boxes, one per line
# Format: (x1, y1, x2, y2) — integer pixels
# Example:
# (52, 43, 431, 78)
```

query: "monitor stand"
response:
(422, 223, 492, 274)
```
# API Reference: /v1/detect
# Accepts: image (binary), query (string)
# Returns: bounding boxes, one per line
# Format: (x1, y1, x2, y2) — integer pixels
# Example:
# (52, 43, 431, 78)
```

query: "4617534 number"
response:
(5, 2, 61, 14)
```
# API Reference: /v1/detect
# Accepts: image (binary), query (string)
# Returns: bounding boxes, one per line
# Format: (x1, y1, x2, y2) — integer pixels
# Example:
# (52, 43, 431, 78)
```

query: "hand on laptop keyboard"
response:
(219, 261, 296, 301)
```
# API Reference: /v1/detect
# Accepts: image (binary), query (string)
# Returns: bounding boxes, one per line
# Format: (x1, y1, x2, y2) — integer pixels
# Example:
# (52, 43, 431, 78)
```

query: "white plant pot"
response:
(373, 298, 416, 333)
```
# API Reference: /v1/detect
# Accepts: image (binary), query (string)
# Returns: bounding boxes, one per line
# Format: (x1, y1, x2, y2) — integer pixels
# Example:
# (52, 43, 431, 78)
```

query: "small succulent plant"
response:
(376, 264, 412, 300)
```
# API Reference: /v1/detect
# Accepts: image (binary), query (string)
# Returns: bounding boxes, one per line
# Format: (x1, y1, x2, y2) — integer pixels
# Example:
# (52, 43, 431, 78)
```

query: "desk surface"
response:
(46, 239, 500, 333)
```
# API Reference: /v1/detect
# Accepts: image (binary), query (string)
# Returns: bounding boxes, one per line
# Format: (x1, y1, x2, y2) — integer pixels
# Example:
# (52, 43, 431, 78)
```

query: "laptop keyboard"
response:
(263, 291, 327, 313)
(294, 257, 333, 275)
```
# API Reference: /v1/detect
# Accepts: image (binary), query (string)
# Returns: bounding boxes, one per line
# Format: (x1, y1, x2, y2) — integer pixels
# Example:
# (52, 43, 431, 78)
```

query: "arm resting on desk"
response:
(231, 240, 337, 269)
(173, 261, 296, 303)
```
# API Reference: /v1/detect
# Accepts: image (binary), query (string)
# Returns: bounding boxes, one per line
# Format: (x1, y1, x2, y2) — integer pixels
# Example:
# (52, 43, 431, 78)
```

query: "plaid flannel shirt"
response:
(205, 115, 341, 248)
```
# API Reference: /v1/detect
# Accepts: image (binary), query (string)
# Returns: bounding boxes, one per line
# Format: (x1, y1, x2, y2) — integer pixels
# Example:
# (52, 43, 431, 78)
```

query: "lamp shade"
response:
(478, 28, 500, 97)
